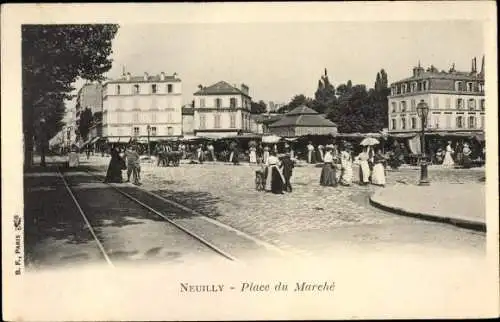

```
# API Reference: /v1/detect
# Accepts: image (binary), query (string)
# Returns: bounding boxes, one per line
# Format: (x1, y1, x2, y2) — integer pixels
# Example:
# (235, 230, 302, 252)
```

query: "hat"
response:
(325, 144, 334, 150)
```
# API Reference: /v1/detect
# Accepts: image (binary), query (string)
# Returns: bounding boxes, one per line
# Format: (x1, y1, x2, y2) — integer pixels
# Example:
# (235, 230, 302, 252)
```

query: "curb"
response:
(369, 194, 486, 233)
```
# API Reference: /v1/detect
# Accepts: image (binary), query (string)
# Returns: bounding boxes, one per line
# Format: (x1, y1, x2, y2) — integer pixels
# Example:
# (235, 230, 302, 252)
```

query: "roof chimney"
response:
(198, 84, 203, 90)
(160, 72, 165, 81)
(144, 72, 149, 81)
(474, 57, 477, 73)
(126, 72, 131, 81)
(173, 72, 178, 78)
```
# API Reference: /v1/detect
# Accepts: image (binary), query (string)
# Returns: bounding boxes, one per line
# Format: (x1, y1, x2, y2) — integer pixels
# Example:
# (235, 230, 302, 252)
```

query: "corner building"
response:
(102, 72, 182, 143)
(388, 58, 485, 135)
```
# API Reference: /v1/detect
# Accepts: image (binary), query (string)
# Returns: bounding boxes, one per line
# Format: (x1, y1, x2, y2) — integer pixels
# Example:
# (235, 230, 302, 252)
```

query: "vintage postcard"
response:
(2, 2, 499, 320)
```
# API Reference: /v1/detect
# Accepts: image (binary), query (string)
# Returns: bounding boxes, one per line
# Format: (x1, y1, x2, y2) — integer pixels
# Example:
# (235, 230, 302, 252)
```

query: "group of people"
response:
(438, 140, 479, 169)
(318, 142, 386, 188)
(260, 150, 295, 194)
(104, 145, 142, 185)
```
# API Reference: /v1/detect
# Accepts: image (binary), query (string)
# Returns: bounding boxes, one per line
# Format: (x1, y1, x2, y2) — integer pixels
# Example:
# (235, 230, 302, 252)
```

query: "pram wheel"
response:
(255, 170, 265, 191)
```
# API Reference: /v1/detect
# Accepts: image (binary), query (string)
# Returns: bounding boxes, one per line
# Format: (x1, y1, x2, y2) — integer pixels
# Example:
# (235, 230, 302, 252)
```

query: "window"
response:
(151, 126, 157, 136)
(400, 101, 406, 112)
(479, 82, 484, 92)
(411, 82, 417, 92)
(167, 84, 173, 93)
(456, 116, 463, 128)
(230, 98, 237, 109)
(422, 81, 428, 91)
(151, 112, 157, 123)
(200, 114, 206, 129)
(151, 84, 157, 94)
(445, 115, 451, 128)
(167, 127, 174, 135)
(133, 127, 140, 136)
(411, 99, 416, 111)
(411, 117, 416, 129)
(391, 119, 396, 130)
(481, 115, 485, 129)
(480, 99, 485, 110)
(116, 85, 121, 95)
(215, 98, 222, 109)
(433, 97, 439, 109)
(401, 118, 406, 130)
(133, 112, 139, 123)
(468, 116, 476, 128)
(468, 99, 476, 110)
(391, 102, 396, 112)
(445, 97, 451, 109)
(230, 113, 236, 128)
(133, 84, 140, 94)
(456, 98, 463, 109)
(467, 82, 473, 92)
(455, 81, 463, 91)
(167, 112, 173, 123)
(214, 114, 221, 128)
(200, 98, 205, 108)
(433, 116, 440, 129)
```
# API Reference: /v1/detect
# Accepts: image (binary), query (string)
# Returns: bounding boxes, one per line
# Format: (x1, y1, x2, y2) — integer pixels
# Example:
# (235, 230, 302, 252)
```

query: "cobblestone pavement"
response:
(84, 156, 485, 256)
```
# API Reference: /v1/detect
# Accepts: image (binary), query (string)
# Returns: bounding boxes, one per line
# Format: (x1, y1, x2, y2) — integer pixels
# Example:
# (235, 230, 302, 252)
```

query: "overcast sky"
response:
(69, 20, 484, 108)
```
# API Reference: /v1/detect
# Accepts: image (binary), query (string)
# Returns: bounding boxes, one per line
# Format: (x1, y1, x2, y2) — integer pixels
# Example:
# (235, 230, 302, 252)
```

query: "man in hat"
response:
(125, 145, 141, 184)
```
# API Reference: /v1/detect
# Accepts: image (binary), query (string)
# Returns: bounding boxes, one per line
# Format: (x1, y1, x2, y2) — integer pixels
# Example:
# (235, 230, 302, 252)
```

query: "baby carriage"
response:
(255, 167, 266, 191)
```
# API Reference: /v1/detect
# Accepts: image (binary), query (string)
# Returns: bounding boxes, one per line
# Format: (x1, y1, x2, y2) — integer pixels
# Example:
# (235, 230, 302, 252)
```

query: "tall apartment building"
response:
(193, 81, 252, 138)
(388, 57, 485, 134)
(102, 72, 182, 142)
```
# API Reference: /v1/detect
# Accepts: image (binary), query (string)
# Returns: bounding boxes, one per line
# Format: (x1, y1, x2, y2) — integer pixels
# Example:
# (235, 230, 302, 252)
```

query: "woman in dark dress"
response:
(104, 147, 125, 183)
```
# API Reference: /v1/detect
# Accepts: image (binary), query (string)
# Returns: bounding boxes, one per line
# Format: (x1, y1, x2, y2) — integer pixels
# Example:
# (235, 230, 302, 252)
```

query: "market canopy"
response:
(269, 105, 337, 128)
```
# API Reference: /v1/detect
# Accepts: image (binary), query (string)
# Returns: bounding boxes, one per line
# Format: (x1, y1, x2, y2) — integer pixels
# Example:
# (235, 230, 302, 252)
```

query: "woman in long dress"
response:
(320, 146, 336, 186)
(340, 146, 353, 186)
(265, 152, 285, 194)
(263, 146, 270, 165)
(104, 147, 125, 183)
(249, 146, 257, 164)
(371, 149, 386, 187)
(356, 149, 370, 185)
(317, 145, 324, 162)
(461, 143, 472, 168)
(442, 141, 455, 168)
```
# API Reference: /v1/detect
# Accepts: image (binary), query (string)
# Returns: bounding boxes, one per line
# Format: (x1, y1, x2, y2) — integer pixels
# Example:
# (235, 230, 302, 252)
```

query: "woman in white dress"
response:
(340, 145, 353, 186)
(263, 146, 270, 165)
(371, 149, 386, 187)
(442, 141, 455, 168)
(249, 146, 257, 164)
(356, 148, 370, 185)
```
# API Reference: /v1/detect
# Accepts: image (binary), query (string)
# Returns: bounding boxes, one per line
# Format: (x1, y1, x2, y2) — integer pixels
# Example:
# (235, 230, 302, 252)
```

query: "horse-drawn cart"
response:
(157, 151, 182, 167)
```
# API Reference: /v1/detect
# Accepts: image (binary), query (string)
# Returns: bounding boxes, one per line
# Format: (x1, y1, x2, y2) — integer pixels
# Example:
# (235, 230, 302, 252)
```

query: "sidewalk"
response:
(369, 182, 486, 232)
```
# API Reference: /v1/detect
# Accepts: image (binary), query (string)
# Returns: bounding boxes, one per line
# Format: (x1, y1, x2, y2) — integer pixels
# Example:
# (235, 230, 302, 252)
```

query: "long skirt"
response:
(462, 154, 472, 168)
(359, 161, 370, 184)
(442, 152, 454, 167)
(340, 165, 353, 186)
(249, 151, 257, 163)
(271, 167, 284, 194)
(320, 163, 336, 186)
(104, 159, 123, 183)
(371, 163, 386, 186)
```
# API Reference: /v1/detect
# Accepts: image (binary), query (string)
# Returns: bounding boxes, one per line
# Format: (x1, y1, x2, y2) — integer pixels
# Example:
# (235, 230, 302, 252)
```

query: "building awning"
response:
(107, 137, 122, 143)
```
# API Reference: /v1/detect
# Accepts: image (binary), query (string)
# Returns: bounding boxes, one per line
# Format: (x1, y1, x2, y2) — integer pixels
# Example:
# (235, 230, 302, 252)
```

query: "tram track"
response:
(57, 166, 241, 267)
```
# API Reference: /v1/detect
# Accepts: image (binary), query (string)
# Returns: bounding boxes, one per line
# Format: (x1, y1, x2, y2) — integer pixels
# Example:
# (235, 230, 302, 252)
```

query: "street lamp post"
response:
(416, 100, 430, 186)
(39, 117, 47, 167)
(147, 124, 151, 157)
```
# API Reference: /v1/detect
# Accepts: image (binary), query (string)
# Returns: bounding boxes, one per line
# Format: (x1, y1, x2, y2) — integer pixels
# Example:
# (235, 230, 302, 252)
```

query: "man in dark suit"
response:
(280, 153, 295, 192)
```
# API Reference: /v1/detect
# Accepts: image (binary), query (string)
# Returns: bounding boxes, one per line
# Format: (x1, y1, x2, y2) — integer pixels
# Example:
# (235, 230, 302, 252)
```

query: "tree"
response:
(22, 24, 119, 166)
(250, 100, 267, 114)
(277, 94, 313, 114)
(313, 68, 337, 114)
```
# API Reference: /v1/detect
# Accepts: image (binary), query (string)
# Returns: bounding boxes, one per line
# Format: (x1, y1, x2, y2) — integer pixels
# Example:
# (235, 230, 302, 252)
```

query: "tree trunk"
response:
(24, 132, 34, 168)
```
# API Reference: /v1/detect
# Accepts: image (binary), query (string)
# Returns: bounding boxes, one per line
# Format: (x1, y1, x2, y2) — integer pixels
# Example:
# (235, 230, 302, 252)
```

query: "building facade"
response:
(181, 106, 195, 135)
(388, 58, 485, 134)
(193, 81, 252, 138)
(102, 72, 182, 142)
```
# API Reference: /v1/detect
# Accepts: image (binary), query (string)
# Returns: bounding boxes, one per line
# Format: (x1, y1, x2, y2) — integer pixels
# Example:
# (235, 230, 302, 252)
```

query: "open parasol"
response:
(360, 137, 380, 146)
